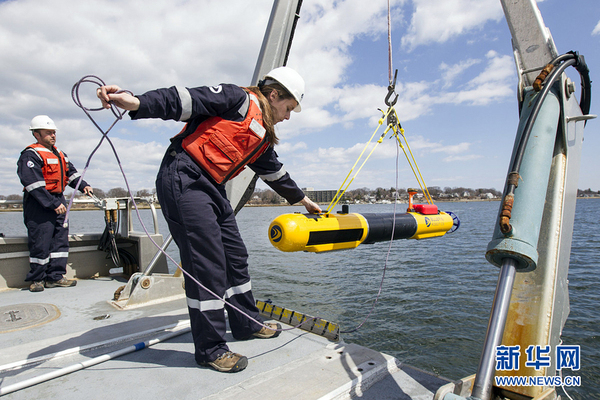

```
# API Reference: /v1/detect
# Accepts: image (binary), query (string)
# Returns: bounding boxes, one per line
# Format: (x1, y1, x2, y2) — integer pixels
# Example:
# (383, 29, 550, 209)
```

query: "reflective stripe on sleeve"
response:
(249, 93, 261, 110)
(68, 172, 81, 183)
(237, 94, 251, 118)
(259, 166, 287, 182)
(25, 181, 47, 192)
(176, 86, 193, 121)
(26, 148, 44, 161)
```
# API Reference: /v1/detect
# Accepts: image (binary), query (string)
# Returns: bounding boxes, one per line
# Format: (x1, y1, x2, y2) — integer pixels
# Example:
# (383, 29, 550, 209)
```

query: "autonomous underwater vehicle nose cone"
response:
(269, 205, 459, 253)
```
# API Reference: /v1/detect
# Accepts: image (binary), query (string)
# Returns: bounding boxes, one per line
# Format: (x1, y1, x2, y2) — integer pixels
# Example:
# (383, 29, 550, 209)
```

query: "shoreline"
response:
(1, 196, 599, 212)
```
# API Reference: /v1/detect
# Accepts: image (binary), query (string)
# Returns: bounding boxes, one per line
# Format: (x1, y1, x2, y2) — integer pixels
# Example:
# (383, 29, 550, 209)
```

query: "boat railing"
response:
(91, 196, 161, 237)
(0, 196, 161, 237)
(0, 196, 170, 290)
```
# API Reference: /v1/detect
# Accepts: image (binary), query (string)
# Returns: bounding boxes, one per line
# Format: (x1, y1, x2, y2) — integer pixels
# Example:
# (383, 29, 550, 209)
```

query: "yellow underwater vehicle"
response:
(269, 191, 460, 253)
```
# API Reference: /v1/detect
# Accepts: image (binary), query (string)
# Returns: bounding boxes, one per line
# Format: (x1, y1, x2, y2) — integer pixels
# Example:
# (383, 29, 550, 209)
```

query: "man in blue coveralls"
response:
(17, 115, 93, 292)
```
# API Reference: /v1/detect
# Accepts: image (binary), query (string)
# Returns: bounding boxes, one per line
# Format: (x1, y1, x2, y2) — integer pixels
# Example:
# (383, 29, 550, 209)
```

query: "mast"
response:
(226, 0, 303, 214)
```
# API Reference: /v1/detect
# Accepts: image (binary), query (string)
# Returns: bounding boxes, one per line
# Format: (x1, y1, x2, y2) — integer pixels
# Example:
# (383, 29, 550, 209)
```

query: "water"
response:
(1, 199, 598, 399)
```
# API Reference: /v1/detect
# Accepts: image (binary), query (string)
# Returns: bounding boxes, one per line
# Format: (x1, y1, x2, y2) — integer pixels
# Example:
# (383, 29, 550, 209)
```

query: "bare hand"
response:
(55, 204, 67, 214)
(82, 186, 93, 196)
(300, 196, 322, 214)
(97, 85, 140, 111)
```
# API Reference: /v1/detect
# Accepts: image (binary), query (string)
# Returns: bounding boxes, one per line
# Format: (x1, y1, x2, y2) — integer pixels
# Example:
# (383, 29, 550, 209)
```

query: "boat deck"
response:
(0, 277, 450, 399)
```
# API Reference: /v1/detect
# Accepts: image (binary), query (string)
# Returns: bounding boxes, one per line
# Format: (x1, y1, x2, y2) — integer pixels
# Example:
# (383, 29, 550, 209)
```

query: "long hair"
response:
(245, 83, 294, 146)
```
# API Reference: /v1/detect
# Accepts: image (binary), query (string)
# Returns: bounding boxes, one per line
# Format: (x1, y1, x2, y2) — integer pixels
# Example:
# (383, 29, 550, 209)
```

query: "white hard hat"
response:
(30, 115, 58, 131)
(263, 67, 305, 112)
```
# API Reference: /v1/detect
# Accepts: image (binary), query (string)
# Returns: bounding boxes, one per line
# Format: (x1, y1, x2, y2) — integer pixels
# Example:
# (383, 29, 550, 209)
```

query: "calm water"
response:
(1, 199, 598, 399)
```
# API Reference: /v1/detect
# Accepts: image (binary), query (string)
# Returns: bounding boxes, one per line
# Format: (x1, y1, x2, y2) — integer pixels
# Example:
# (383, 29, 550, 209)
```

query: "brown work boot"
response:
(45, 277, 77, 288)
(29, 281, 44, 292)
(252, 322, 282, 339)
(202, 351, 247, 373)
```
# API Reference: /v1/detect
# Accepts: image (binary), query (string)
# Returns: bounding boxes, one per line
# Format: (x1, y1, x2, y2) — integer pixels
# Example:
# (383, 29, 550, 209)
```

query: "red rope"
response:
(387, 0, 393, 85)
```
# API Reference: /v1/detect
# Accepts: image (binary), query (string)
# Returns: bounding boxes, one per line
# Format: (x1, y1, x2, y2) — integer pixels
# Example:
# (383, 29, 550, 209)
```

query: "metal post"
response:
(470, 258, 518, 400)
(142, 234, 173, 276)
(149, 201, 160, 235)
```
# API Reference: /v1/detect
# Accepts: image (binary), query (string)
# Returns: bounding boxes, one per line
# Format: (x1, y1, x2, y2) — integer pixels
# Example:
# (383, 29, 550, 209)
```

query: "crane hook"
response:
(385, 69, 399, 106)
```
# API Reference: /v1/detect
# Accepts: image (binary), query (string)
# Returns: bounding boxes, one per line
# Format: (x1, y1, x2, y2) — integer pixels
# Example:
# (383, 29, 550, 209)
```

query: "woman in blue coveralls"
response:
(97, 67, 321, 373)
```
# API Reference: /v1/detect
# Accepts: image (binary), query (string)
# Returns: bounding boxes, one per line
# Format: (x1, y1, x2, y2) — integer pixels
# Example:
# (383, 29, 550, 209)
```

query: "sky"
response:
(0, 0, 598, 197)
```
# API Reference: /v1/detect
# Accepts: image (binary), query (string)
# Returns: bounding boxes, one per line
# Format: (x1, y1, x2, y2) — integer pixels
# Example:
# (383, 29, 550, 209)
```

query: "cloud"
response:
(286, 0, 406, 133)
(0, 0, 274, 194)
(0, 0, 555, 196)
(442, 154, 484, 162)
(0, 0, 273, 120)
(299, 134, 475, 174)
(303, 49, 514, 140)
(439, 51, 514, 106)
(401, 0, 503, 50)
(276, 141, 308, 154)
(440, 59, 482, 89)
(285, 0, 513, 141)
(336, 84, 387, 120)
(431, 142, 471, 154)
(593, 20, 600, 35)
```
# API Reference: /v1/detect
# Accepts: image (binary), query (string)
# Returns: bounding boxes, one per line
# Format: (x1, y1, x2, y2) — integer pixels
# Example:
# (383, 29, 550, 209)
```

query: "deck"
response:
(0, 276, 450, 399)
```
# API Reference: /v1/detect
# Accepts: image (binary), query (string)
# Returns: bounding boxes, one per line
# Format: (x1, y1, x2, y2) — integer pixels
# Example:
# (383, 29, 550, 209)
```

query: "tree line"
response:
(0, 187, 155, 201)
(2, 186, 599, 203)
(250, 186, 505, 205)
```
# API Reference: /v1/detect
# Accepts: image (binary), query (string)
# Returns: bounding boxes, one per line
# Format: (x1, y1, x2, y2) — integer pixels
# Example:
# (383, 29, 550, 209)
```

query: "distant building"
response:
(302, 189, 344, 203)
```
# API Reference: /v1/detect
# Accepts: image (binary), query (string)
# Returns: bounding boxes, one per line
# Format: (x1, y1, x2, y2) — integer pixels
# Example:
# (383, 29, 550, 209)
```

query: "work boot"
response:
(29, 281, 44, 292)
(252, 322, 282, 339)
(45, 277, 77, 288)
(201, 351, 247, 373)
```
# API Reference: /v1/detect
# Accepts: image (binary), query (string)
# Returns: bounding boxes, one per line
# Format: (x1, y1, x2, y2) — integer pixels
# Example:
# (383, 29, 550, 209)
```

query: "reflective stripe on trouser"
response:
(24, 195, 69, 282)
(156, 147, 263, 363)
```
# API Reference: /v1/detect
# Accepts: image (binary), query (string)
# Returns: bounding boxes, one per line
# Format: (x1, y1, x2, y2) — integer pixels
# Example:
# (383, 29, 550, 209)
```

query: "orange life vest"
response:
(180, 92, 270, 184)
(26, 143, 68, 194)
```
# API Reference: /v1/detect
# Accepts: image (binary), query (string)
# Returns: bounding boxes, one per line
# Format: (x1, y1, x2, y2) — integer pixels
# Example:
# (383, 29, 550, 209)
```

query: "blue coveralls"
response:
(130, 84, 305, 364)
(17, 146, 90, 283)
